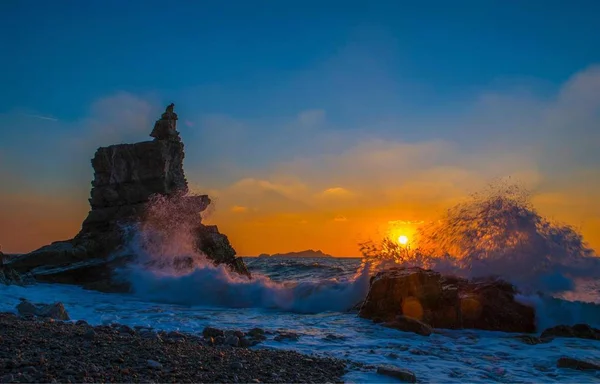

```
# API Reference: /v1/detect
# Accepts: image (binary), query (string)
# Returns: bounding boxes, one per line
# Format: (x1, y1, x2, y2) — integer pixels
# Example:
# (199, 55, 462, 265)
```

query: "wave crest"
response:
(360, 182, 600, 296)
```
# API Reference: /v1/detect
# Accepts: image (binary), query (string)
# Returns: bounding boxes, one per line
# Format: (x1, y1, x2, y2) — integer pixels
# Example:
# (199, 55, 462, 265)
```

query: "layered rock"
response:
(10, 104, 250, 291)
(359, 267, 535, 333)
(0, 249, 26, 286)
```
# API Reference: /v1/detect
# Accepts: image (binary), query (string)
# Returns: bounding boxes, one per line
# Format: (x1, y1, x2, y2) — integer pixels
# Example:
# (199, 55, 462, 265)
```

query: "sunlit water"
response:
(1, 257, 599, 383)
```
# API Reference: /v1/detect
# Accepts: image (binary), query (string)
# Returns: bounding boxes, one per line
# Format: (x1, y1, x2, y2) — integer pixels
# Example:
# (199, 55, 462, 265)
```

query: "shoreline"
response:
(0, 312, 347, 383)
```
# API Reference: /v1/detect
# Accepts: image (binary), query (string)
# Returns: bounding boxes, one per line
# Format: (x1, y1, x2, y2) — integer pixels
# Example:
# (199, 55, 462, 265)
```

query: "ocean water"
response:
(1, 257, 600, 383)
(3, 186, 600, 382)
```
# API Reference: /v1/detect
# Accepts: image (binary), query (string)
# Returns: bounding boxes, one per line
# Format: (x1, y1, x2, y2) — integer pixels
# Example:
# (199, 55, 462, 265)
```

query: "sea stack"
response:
(10, 104, 250, 291)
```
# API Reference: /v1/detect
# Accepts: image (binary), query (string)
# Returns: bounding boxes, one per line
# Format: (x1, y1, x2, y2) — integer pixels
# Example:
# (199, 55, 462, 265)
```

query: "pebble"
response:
(0, 313, 346, 383)
(147, 359, 163, 369)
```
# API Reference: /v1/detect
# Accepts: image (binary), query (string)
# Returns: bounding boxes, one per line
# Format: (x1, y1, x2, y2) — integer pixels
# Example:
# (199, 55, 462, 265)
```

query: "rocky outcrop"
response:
(359, 267, 536, 333)
(16, 299, 70, 320)
(541, 324, 600, 341)
(557, 357, 600, 371)
(9, 104, 250, 291)
(0, 250, 26, 286)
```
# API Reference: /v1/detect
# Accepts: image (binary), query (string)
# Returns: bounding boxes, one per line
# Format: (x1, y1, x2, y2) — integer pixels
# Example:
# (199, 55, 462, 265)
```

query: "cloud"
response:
(320, 187, 355, 198)
(22, 113, 59, 122)
(230, 205, 248, 213)
(195, 65, 600, 255)
(334, 215, 348, 222)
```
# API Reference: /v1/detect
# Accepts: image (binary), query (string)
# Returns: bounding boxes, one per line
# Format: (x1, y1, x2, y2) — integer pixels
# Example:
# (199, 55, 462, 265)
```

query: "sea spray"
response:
(361, 182, 600, 296)
(114, 193, 371, 312)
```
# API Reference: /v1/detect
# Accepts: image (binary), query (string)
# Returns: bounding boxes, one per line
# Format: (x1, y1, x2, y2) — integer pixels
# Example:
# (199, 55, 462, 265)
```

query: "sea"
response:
(1, 256, 599, 383)
(2, 187, 600, 382)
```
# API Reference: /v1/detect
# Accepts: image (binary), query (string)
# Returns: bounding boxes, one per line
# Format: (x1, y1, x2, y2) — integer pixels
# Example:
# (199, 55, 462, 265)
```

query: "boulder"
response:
(16, 300, 70, 320)
(557, 357, 600, 371)
(0, 263, 25, 286)
(541, 324, 600, 341)
(359, 267, 535, 333)
(9, 104, 251, 291)
(376, 366, 417, 383)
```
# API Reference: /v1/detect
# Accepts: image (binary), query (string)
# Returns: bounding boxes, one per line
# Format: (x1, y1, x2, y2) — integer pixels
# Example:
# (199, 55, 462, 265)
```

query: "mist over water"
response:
(115, 193, 370, 312)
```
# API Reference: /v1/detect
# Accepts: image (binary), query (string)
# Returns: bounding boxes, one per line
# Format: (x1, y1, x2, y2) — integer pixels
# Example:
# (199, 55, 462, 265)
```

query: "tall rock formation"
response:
(10, 104, 250, 291)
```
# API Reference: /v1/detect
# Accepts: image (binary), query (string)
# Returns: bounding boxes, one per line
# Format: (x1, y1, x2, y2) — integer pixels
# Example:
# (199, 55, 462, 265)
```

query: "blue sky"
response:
(1, 0, 600, 254)
(3, 0, 599, 119)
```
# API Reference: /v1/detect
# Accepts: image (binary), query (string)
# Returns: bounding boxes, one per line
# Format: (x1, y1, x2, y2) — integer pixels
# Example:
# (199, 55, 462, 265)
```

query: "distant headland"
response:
(257, 250, 333, 258)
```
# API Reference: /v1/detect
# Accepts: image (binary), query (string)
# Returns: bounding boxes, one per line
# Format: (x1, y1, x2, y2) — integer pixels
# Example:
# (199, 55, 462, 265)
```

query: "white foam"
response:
(1, 282, 599, 383)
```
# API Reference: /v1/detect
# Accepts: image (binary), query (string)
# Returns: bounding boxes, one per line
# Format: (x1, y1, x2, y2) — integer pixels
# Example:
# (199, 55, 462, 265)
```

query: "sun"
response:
(398, 235, 409, 245)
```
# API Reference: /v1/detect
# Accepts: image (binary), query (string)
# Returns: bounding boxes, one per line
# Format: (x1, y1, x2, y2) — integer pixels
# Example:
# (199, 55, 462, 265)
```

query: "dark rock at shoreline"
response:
(359, 267, 536, 333)
(514, 334, 552, 345)
(383, 315, 433, 336)
(557, 357, 600, 371)
(0, 250, 26, 286)
(9, 104, 250, 292)
(16, 300, 70, 321)
(377, 366, 417, 383)
(0, 313, 346, 383)
(541, 324, 600, 341)
(274, 331, 300, 342)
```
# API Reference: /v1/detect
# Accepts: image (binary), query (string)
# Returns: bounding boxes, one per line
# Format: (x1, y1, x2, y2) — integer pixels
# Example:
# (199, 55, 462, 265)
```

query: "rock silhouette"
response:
(10, 104, 250, 291)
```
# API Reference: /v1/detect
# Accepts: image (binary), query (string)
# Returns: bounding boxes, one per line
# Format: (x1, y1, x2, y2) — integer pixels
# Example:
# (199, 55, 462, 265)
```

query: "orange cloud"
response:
(230, 205, 249, 213)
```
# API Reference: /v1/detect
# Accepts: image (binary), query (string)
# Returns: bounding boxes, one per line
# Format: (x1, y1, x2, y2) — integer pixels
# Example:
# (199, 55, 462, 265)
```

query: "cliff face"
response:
(10, 104, 250, 291)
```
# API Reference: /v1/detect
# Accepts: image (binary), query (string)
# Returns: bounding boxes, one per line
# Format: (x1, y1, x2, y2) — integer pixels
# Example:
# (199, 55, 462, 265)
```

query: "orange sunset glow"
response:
(2, 174, 599, 257)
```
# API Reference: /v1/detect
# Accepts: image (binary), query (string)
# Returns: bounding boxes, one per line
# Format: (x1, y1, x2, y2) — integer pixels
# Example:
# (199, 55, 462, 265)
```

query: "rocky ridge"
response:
(8, 104, 250, 291)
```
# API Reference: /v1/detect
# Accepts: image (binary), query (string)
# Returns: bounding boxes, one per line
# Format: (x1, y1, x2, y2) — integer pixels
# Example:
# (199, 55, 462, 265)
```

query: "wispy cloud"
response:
(230, 205, 248, 213)
(23, 113, 59, 122)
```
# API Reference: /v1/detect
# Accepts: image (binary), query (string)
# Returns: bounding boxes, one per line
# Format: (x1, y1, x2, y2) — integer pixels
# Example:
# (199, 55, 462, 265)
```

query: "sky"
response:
(1, 0, 599, 256)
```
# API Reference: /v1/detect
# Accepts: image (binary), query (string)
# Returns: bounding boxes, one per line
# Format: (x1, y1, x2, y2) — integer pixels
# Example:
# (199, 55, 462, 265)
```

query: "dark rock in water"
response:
(376, 366, 417, 383)
(514, 334, 552, 345)
(383, 315, 433, 336)
(557, 357, 600, 371)
(8, 104, 250, 291)
(16, 299, 70, 320)
(225, 334, 240, 347)
(203, 326, 225, 338)
(274, 331, 300, 342)
(246, 328, 267, 345)
(541, 324, 600, 341)
(359, 267, 536, 333)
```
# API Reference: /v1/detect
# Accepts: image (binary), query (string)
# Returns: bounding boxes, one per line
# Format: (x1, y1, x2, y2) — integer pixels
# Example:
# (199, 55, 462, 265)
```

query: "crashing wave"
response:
(360, 182, 600, 297)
